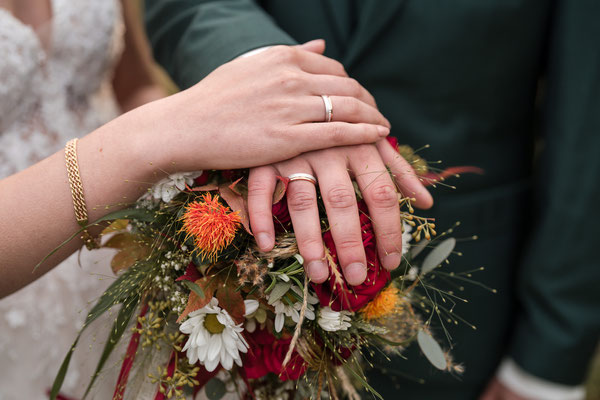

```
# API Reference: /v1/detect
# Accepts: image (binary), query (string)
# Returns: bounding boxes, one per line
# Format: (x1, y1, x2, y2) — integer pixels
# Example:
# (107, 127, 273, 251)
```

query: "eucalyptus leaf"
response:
(417, 330, 447, 370)
(410, 239, 430, 259)
(267, 282, 292, 305)
(421, 238, 455, 275)
(182, 280, 205, 299)
(205, 378, 226, 400)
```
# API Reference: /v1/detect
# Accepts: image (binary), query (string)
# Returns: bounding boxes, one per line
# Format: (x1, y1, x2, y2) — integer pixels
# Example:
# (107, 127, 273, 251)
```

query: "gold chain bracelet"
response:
(65, 138, 99, 250)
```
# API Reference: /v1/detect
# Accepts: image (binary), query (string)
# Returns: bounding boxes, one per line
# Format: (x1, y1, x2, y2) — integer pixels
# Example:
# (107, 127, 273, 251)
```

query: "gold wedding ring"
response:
(320, 95, 333, 122)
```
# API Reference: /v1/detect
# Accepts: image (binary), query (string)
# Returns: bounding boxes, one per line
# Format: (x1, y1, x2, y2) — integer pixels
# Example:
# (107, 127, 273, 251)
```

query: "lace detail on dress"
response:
(0, 1, 124, 399)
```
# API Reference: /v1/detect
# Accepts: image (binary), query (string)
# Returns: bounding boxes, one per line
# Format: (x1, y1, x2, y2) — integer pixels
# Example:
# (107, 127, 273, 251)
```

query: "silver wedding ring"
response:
(287, 173, 317, 185)
(321, 95, 333, 122)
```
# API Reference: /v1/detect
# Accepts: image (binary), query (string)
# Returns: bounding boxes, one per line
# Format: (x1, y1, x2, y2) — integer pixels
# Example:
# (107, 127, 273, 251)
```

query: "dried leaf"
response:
(219, 184, 251, 234)
(228, 177, 244, 195)
(101, 219, 129, 235)
(188, 183, 219, 192)
(104, 233, 150, 274)
(177, 276, 222, 322)
(216, 286, 245, 324)
(273, 176, 289, 204)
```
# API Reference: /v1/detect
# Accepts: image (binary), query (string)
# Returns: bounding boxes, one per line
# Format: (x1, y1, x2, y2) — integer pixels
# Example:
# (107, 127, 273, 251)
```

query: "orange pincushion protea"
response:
(180, 193, 241, 262)
(361, 284, 401, 321)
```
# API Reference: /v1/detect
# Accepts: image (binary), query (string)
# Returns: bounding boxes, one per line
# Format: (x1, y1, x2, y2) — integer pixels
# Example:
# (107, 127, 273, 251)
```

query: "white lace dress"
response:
(0, 1, 124, 398)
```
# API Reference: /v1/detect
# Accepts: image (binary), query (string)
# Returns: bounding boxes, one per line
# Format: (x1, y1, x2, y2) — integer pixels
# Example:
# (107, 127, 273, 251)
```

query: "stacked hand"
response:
(240, 40, 433, 286)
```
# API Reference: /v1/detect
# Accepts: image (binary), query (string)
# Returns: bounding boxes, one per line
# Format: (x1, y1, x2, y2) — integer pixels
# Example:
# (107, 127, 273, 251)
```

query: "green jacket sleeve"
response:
(144, 0, 296, 89)
(509, 0, 600, 385)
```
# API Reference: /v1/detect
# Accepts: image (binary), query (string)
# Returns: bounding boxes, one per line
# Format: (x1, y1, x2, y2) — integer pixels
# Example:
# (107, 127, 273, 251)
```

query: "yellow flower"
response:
(361, 285, 401, 321)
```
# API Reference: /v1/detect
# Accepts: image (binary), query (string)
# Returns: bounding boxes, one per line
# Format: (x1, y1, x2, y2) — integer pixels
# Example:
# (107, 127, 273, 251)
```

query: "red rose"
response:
(386, 135, 398, 149)
(312, 201, 390, 311)
(221, 169, 245, 181)
(194, 171, 210, 186)
(272, 197, 292, 233)
(243, 329, 307, 381)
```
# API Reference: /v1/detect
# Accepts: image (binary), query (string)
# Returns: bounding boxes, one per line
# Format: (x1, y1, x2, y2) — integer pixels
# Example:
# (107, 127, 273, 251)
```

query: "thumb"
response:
(296, 39, 325, 54)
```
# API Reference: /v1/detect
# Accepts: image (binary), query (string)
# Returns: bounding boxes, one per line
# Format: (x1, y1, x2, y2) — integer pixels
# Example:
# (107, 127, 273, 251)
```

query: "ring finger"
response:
(276, 160, 329, 284)
(298, 95, 390, 127)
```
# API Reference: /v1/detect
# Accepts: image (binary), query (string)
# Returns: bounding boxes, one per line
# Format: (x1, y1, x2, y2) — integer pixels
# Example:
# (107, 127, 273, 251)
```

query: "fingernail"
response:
(377, 126, 390, 136)
(345, 263, 367, 286)
(255, 233, 272, 251)
(382, 252, 402, 270)
(303, 38, 324, 46)
(307, 261, 329, 283)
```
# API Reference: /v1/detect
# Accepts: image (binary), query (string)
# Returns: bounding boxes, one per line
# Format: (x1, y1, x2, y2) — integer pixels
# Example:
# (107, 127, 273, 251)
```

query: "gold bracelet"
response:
(65, 138, 99, 250)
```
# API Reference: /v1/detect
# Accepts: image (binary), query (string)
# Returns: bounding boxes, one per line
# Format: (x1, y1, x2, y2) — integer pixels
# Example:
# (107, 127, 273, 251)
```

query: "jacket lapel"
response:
(343, 0, 407, 68)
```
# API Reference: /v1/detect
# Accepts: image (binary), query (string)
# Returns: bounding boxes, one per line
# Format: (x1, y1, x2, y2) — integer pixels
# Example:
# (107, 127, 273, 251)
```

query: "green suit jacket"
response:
(145, 1, 600, 398)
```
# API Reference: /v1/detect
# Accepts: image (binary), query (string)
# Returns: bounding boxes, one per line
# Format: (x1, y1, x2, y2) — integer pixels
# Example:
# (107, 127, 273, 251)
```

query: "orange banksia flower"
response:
(181, 193, 241, 262)
(361, 284, 401, 321)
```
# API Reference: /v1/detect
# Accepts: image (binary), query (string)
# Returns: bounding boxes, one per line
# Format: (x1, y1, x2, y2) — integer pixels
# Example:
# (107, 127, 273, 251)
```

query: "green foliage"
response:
(50, 262, 151, 399)
(83, 294, 141, 398)
(421, 237, 456, 275)
(417, 329, 447, 370)
(204, 378, 226, 400)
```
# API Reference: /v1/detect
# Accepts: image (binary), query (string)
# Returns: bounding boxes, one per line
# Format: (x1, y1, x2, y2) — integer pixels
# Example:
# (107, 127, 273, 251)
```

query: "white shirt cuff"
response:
(497, 358, 586, 400)
(239, 46, 273, 58)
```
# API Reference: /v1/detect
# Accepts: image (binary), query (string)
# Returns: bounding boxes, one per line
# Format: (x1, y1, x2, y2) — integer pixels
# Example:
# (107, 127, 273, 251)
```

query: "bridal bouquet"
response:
(50, 138, 478, 400)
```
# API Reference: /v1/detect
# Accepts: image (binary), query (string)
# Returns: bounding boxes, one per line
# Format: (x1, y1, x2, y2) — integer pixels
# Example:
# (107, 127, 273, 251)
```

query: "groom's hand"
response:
(248, 139, 433, 285)
(479, 378, 530, 400)
(241, 42, 432, 285)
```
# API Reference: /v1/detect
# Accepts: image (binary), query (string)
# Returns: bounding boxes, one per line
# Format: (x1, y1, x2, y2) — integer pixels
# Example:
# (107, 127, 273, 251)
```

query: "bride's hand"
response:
(132, 42, 390, 172)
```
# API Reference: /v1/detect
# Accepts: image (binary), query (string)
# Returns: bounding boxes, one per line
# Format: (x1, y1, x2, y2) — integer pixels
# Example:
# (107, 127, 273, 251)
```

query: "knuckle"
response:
(248, 180, 272, 197)
(348, 78, 362, 96)
(325, 185, 356, 209)
(345, 97, 361, 116)
(326, 123, 345, 142)
(332, 60, 347, 76)
(280, 70, 302, 92)
(298, 236, 324, 252)
(274, 45, 297, 63)
(366, 183, 398, 208)
(250, 210, 273, 225)
(287, 190, 317, 212)
(335, 236, 364, 252)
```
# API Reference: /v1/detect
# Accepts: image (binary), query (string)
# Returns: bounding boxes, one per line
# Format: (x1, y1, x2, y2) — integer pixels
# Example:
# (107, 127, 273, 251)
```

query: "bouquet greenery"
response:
(49, 138, 481, 400)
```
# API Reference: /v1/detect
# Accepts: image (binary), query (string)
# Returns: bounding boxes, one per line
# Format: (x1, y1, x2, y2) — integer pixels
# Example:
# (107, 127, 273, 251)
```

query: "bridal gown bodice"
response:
(0, 0, 123, 398)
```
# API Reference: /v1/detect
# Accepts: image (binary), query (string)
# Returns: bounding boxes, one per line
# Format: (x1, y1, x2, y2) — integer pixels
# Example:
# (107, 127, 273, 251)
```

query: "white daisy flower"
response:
(270, 285, 318, 332)
(243, 299, 259, 316)
(402, 221, 413, 255)
(179, 297, 249, 372)
(317, 306, 352, 332)
(152, 171, 204, 203)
